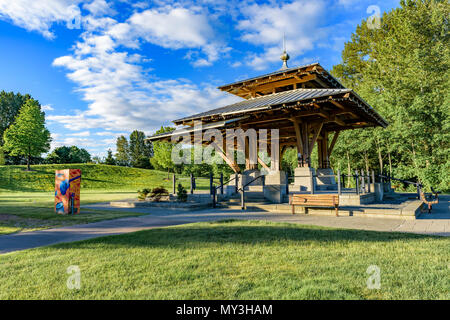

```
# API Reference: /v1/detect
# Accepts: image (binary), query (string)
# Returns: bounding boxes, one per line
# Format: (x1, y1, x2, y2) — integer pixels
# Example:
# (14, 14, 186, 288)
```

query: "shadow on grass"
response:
(49, 219, 444, 251)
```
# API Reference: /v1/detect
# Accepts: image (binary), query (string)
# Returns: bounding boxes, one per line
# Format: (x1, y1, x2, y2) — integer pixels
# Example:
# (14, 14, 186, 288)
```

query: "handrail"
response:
(237, 174, 264, 192)
(215, 175, 236, 191)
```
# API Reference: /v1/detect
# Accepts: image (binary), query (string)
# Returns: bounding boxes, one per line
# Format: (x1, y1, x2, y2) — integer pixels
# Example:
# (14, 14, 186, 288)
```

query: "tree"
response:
(115, 135, 130, 166)
(331, 0, 449, 191)
(0, 91, 38, 145)
(151, 126, 175, 178)
(46, 146, 91, 164)
(104, 149, 116, 165)
(129, 130, 153, 168)
(3, 99, 51, 170)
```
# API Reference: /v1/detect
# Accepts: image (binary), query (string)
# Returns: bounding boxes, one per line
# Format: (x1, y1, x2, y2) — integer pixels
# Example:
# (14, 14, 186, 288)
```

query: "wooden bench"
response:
(290, 194, 340, 216)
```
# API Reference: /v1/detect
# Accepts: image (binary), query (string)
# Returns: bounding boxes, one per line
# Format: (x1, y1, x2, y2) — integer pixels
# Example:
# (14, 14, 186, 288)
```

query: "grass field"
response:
(0, 164, 209, 235)
(0, 164, 210, 191)
(0, 220, 448, 300)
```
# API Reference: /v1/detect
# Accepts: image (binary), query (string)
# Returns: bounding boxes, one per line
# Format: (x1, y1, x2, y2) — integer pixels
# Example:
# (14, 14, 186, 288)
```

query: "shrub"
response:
(176, 183, 187, 202)
(137, 188, 151, 200)
(150, 186, 169, 202)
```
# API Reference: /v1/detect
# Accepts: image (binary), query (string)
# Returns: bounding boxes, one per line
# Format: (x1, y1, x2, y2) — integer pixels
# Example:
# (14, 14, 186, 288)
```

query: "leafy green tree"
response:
(331, 0, 449, 191)
(46, 146, 91, 164)
(115, 135, 130, 166)
(151, 126, 175, 178)
(0, 91, 39, 145)
(104, 149, 116, 165)
(3, 99, 51, 170)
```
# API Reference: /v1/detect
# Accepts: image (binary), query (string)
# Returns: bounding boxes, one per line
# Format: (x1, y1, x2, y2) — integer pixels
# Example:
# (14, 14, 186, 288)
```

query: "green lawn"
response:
(1, 220, 448, 300)
(0, 190, 145, 234)
(0, 164, 211, 235)
(0, 164, 209, 191)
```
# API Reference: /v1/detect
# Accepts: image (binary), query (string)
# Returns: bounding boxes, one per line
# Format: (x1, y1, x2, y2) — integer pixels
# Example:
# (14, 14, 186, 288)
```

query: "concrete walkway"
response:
(0, 195, 448, 254)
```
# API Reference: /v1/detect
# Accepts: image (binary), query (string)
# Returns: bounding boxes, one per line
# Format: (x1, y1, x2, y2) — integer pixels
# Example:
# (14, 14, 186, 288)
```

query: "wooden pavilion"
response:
(148, 53, 388, 202)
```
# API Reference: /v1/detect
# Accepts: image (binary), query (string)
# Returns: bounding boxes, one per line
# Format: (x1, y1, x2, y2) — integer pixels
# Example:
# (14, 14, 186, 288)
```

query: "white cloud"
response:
(83, 0, 115, 17)
(237, 0, 327, 70)
(0, 0, 82, 39)
(70, 131, 91, 136)
(41, 104, 54, 111)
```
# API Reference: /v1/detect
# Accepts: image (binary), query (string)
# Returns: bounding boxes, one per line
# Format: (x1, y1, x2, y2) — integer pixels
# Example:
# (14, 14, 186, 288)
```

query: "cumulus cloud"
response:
(0, 0, 82, 39)
(237, 0, 327, 69)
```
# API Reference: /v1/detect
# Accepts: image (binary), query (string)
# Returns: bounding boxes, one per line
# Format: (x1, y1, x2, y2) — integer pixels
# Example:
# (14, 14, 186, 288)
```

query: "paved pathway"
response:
(0, 195, 448, 254)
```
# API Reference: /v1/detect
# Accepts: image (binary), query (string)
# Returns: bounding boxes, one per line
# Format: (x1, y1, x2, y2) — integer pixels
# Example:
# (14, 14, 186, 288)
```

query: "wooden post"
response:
(355, 170, 360, 195)
(235, 174, 239, 194)
(172, 174, 176, 194)
(337, 169, 342, 195)
(220, 173, 224, 195)
(360, 169, 365, 193)
(310, 170, 315, 195)
(241, 189, 245, 210)
(209, 173, 213, 195)
(212, 186, 216, 208)
(286, 171, 289, 195)
(190, 173, 194, 194)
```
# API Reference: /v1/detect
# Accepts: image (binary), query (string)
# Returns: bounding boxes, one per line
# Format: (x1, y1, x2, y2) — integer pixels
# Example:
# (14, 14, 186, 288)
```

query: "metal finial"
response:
(280, 34, 289, 70)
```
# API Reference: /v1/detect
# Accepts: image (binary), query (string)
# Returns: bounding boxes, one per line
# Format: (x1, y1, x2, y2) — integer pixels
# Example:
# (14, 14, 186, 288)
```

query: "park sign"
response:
(55, 169, 81, 215)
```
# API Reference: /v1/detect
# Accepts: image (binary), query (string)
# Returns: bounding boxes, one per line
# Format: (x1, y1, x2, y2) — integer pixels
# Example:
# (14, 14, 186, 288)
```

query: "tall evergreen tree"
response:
(115, 135, 130, 166)
(129, 130, 153, 168)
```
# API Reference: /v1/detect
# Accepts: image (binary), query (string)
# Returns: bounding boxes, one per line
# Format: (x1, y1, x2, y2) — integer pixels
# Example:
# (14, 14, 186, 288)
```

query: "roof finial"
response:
(280, 33, 290, 70)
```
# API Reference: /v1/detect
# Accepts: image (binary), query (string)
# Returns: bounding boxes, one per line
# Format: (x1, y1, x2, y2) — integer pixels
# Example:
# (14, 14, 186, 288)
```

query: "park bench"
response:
(290, 194, 340, 217)
(419, 187, 440, 214)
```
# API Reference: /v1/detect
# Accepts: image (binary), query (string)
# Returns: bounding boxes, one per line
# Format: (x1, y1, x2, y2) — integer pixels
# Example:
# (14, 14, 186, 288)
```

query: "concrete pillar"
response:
(316, 168, 336, 185)
(292, 167, 316, 192)
(263, 170, 287, 203)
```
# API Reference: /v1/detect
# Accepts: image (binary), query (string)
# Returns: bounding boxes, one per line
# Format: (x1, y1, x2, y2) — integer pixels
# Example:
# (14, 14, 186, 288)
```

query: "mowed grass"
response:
(0, 164, 210, 234)
(0, 220, 448, 300)
(0, 190, 145, 234)
(0, 164, 209, 191)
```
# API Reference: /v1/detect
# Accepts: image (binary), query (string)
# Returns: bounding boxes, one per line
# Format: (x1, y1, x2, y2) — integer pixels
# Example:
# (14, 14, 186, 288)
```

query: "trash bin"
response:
(55, 169, 81, 214)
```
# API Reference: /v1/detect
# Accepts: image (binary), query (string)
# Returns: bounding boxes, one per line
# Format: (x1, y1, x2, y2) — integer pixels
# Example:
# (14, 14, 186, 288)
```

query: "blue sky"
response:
(0, 0, 399, 157)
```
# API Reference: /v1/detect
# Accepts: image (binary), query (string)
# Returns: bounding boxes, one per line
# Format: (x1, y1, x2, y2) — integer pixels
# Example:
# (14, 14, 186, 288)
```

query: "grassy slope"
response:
(1, 220, 448, 300)
(0, 164, 200, 191)
(0, 164, 208, 234)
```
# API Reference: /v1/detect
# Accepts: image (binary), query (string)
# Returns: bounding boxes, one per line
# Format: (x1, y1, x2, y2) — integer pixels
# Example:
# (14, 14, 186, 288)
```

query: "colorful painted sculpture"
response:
(55, 169, 81, 214)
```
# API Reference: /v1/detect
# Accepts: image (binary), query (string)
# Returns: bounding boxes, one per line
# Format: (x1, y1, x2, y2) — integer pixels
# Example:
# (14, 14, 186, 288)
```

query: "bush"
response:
(149, 186, 169, 202)
(137, 188, 151, 200)
(176, 183, 187, 202)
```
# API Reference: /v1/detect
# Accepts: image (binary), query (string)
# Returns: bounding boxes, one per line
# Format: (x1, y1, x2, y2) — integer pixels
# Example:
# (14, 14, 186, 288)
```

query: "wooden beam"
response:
(328, 131, 340, 156)
(308, 122, 323, 157)
(210, 140, 241, 173)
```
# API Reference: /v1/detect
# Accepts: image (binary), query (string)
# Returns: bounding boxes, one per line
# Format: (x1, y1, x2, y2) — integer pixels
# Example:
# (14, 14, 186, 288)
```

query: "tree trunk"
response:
(27, 153, 31, 171)
(376, 136, 383, 175)
(346, 151, 351, 188)
(388, 152, 392, 177)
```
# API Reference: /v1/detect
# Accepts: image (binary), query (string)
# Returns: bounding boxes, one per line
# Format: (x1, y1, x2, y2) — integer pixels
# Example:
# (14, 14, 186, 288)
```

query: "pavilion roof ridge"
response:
(217, 62, 322, 89)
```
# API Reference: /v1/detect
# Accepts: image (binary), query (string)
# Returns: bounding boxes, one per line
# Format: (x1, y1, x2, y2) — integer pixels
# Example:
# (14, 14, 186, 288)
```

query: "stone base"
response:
(316, 168, 336, 185)
(294, 167, 315, 192)
(264, 185, 286, 204)
(263, 171, 287, 204)
(229, 170, 263, 190)
(374, 183, 384, 202)
(265, 170, 287, 185)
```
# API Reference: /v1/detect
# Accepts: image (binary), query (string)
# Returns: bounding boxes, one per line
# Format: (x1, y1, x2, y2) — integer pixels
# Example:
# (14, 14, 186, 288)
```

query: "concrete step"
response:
(316, 184, 338, 191)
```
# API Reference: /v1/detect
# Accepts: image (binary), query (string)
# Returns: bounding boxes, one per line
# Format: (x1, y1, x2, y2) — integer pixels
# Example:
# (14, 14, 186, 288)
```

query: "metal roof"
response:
(174, 88, 352, 123)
